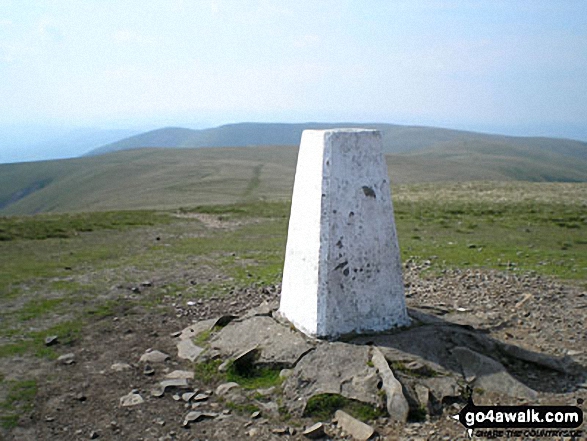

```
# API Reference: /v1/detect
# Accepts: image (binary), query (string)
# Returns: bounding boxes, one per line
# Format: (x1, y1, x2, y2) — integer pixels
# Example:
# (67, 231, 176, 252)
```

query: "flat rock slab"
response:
(209, 316, 314, 368)
(139, 349, 170, 364)
(177, 315, 236, 341)
(451, 346, 538, 400)
(177, 339, 204, 362)
(283, 342, 382, 414)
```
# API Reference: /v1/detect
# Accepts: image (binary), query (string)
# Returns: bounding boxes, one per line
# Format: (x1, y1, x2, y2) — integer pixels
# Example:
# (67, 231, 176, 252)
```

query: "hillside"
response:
(2, 143, 587, 215)
(85, 123, 587, 161)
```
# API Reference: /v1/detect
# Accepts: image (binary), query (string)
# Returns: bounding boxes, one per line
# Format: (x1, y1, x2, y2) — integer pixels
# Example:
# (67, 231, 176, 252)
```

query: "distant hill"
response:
(2, 141, 587, 215)
(86, 122, 587, 161)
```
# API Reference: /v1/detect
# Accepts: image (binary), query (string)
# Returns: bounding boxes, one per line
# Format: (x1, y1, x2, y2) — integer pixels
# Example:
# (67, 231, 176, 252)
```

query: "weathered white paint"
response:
(279, 129, 409, 338)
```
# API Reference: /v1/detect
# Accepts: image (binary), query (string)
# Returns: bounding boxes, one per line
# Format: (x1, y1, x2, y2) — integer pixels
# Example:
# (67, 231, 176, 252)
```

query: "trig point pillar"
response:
(279, 129, 409, 339)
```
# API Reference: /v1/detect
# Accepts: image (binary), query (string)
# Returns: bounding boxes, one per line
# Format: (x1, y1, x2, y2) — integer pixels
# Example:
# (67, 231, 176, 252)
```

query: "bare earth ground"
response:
(3, 263, 585, 441)
(1, 184, 586, 441)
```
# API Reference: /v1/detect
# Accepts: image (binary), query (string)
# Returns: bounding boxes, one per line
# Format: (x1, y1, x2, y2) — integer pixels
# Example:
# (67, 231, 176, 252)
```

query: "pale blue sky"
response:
(1, 1, 586, 162)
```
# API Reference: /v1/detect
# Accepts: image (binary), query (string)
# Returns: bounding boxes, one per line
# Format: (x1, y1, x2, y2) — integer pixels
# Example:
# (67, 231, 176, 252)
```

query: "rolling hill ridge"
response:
(86, 122, 587, 161)
(2, 141, 587, 215)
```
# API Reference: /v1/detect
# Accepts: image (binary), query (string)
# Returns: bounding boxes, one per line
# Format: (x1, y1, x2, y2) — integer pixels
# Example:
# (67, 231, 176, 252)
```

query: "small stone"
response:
(110, 362, 132, 372)
(193, 393, 210, 402)
(143, 364, 155, 376)
(272, 428, 288, 435)
(89, 431, 99, 439)
(279, 369, 293, 379)
(218, 359, 231, 373)
(183, 411, 203, 426)
(182, 392, 196, 402)
(172, 394, 181, 401)
(154, 418, 165, 426)
(247, 428, 260, 437)
(45, 335, 59, 346)
(119, 392, 144, 407)
(164, 370, 194, 380)
(250, 410, 261, 419)
(303, 422, 325, 439)
(139, 349, 170, 364)
(45, 416, 55, 422)
(335, 410, 375, 441)
(255, 386, 275, 396)
(151, 378, 189, 397)
(57, 353, 75, 365)
(215, 382, 240, 396)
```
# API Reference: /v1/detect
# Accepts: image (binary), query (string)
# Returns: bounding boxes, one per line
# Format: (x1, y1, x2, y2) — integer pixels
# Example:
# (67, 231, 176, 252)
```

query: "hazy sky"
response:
(1, 1, 587, 162)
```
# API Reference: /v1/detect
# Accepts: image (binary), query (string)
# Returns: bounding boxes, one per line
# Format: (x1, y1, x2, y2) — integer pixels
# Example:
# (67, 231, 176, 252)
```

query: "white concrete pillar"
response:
(279, 129, 409, 339)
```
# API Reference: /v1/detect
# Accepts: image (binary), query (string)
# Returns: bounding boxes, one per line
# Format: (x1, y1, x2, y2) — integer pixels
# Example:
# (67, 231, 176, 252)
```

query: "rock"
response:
(209, 316, 314, 368)
(279, 369, 293, 379)
(57, 353, 75, 365)
(165, 370, 194, 380)
(247, 428, 260, 437)
(183, 411, 203, 426)
(250, 410, 261, 419)
(119, 392, 144, 407)
(421, 376, 461, 403)
(143, 364, 155, 376)
(182, 411, 217, 427)
(255, 386, 275, 396)
(303, 422, 325, 439)
(283, 342, 382, 415)
(497, 342, 575, 374)
(176, 339, 204, 362)
(45, 335, 58, 346)
(414, 384, 430, 409)
(110, 362, 132, 372)
(151, 379, 190, 397)
(334, 410, 375, 441)
(215, 382, 240, 396)
(371, 347, 409, 422)
(139, 349, 170, 364)
(193, 393, 210, 401)
(451, 346, 538, 400)
(89, 431, 99, 439)
(177, 316, 236, 341)
(240, 301, 278, 320)
(182, 392, 196, 402)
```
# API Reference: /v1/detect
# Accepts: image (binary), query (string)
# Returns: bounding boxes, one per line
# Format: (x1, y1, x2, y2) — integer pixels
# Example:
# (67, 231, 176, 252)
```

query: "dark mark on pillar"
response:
(362, 186, 376, 198)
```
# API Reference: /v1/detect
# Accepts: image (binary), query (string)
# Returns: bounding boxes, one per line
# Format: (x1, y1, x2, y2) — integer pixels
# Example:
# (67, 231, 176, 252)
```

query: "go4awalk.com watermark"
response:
(453, 398, 584, 438)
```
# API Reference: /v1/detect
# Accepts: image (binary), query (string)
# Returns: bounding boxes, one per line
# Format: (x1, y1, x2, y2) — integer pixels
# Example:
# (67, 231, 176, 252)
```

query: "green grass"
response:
(394, 199, 587, 280)
(0, 379, 37, 429)
(0, 210, 169, 241)
(304, 393, 386, 422)
(0, 319, 83, 359)
(225, 362, 282, 390)
(193, 359, 223, 384)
